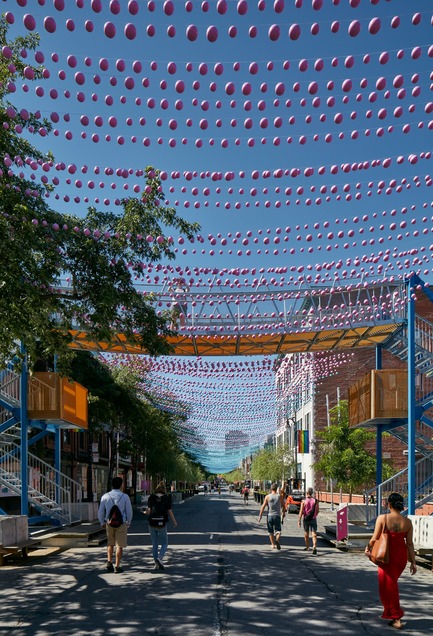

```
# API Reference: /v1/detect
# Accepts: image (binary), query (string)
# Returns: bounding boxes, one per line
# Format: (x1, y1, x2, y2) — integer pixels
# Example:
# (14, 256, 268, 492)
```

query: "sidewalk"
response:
(0, 495, 431, 635)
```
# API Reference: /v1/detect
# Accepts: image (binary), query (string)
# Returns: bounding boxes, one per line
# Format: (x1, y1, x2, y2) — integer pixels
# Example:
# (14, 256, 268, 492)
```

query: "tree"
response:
(0, 21, 200, 372)
(222, 468, 244, 483)
(68, 352, 205, 497)
(314, 400, 394, 499)
(251, 444, 294, 484)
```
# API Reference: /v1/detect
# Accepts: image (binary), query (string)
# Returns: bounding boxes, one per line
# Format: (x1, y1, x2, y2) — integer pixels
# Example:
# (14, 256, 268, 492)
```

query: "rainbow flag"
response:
(297, 430, 309, 454)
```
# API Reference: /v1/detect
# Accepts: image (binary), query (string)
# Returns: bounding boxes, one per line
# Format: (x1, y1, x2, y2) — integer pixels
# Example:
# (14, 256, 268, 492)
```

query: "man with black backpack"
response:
(98, 476, 133, 573)
(145, 482, 177, 571)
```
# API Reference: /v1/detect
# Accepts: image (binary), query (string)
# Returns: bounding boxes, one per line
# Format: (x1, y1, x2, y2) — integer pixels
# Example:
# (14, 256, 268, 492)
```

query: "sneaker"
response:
(106, 561, 114, 572)
(114, 566, 124, 574)
(155, 558, 165, 570)
(303, 547, 309, 551)
(312, 548, 317, 555)
(275, 539, 281, 550)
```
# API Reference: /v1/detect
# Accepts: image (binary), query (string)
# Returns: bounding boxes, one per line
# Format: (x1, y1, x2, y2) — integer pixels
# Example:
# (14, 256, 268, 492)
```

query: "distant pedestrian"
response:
(146, 482, 177, 571)
(242, 485, 250, 505)
(298, 487, 319, 554)
(98, 476, 133, 573)
(364, 492, 417, 630)
(258, 483, 284, 550)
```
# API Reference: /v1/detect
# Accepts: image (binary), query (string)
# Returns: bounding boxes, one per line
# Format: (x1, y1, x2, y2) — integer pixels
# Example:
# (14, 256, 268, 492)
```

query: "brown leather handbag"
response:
(369, 522, 390, 565)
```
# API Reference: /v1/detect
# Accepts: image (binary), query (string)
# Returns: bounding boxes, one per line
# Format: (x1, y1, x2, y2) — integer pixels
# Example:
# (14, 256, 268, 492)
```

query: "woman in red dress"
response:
(365, 493, 417, 630)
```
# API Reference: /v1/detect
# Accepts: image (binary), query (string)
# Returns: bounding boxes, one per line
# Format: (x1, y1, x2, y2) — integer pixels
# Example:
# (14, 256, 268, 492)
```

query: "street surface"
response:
(0, 489, 431, 635)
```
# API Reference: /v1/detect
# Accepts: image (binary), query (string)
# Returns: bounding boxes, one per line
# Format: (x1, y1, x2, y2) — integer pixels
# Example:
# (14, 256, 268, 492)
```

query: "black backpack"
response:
(107, 495, 125, 528)
(149, 495, 168, 527)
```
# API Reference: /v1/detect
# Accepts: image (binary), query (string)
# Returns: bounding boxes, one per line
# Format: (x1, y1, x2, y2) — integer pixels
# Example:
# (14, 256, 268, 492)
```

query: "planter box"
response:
(0, 516, 28, 546)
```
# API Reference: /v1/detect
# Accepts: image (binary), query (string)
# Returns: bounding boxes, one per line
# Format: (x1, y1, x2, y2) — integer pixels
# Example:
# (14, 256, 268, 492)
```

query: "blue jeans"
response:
(149, 525, 168, 561)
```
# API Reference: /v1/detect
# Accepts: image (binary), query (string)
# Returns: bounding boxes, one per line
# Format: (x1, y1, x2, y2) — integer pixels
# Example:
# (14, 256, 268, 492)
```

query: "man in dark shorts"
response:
(298, 487, 319, 555)
(258, 483, 284, 549)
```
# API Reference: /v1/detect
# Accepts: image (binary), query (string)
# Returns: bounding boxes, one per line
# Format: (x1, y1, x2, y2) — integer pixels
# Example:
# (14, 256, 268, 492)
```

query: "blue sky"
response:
(5, 0, 433, 471)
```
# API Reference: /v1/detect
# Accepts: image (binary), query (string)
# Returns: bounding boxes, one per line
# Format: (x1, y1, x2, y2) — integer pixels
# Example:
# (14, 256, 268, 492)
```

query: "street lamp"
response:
(287, 415, 298, 480)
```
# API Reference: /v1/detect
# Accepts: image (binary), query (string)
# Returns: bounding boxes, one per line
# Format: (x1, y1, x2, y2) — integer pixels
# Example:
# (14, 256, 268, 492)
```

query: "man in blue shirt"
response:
(98, 476, 133, 573)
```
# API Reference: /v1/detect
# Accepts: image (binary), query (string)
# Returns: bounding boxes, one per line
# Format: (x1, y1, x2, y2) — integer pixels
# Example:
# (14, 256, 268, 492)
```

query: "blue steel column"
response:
(20, 346, 29, 516)
(407, 280, 416, 515)
(375, 345, 383, 515)
(54, 427, 61, 506)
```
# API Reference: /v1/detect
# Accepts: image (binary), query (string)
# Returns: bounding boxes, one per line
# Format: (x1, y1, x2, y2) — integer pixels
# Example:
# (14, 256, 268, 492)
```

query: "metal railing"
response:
(0, 440, 82, 525)
(365, 454, 433, 526)
(0, 368, 20, 409)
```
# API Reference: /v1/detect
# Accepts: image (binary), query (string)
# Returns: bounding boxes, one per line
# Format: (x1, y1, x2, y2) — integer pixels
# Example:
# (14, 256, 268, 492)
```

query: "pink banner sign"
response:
(337, 504, 348, 541)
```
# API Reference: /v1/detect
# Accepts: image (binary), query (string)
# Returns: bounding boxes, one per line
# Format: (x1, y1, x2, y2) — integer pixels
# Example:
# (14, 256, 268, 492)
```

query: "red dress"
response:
(377, 530, 408, 621)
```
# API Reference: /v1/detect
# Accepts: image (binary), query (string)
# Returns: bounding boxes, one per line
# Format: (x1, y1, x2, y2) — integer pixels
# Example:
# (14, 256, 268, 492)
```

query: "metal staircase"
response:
(367, 314, 433, 521)
(387, 315, 433, 378)
(0, 439, 82, 526)
(0, 369, 83, 526)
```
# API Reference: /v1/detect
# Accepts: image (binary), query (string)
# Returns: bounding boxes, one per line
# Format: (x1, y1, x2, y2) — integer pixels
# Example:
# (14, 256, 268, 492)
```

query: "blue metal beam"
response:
(407, 278, 416, 515)
(54, 427, 61, 506)
(420, 415, 433, 429)
(20, 346, 29, 517)
(0, 398, 19, 419)
(28, 429, 50, 446)
(375, 345, 383, 517)
(0, 417, 18, 434)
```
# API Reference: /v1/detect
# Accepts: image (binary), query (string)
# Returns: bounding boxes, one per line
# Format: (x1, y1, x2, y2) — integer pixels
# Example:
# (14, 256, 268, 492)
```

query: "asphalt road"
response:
(0, 490, 431, 636)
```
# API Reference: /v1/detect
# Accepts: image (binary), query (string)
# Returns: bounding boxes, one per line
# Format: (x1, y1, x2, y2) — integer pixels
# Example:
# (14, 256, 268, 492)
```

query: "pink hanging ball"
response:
(217, 0, 228, 14)
(125, 23, 136, 40)
(369, 17, 381, 34)
(207, 26, 218, 42)
(289, 24, 301, 40)
(186, 25, 198, 41)
(110, 0, 120, 14)
(23, 14, 36, 31)
(237, 0, 248, 15)
(348, 20, 361, 37)
(164, 0, 174, 15)
(104, 22, 116, 38)
(44, 17, 56, 33)
(269, 25, 280, 41)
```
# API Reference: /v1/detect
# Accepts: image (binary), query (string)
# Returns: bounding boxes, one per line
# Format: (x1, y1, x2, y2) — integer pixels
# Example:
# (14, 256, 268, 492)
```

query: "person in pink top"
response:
(298, 487, 319, 555)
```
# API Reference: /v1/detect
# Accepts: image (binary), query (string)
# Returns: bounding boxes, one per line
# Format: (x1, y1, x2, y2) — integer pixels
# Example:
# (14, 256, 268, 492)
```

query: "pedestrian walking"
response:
(298, 487, 319, 555)
(258, 483, 284, 549)
(364, 492, 417, 630)
(146, 482, 177, 571)
(98, 476, 133, 573)
(242, 485, 250, 505)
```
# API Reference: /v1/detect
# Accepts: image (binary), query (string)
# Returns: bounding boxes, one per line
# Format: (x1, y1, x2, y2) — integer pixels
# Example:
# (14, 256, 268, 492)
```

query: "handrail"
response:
(365, 454, 433, 525)
(0, 369, 20, 405)
(0, 440, 82, 525)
